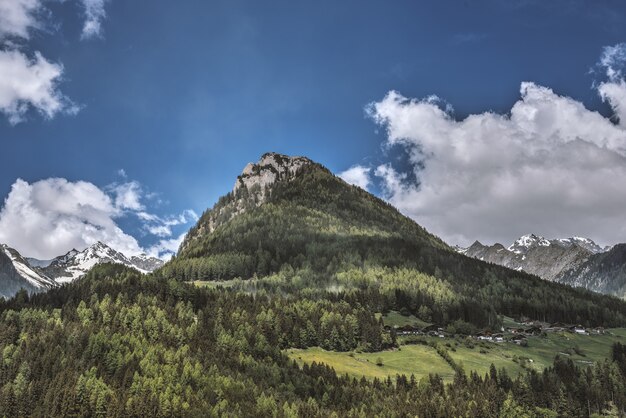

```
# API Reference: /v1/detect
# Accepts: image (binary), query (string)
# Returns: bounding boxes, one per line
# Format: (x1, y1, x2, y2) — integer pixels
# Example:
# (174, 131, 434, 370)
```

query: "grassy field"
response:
(286, 329, 626, 381)
(188, 280, 240, 288)
(375, 311, 431, 328)
(287, 345, 455, 381)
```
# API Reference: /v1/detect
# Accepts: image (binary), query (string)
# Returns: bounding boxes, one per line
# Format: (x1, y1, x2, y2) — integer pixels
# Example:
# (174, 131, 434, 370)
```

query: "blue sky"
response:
(2, 0, 626, 258)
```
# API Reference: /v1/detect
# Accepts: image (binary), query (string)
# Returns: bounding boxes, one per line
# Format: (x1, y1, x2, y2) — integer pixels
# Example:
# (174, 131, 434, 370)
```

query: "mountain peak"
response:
(42, 242, 163, 284)
(233, 152, 313, 195)
(508, 234, 550, 254)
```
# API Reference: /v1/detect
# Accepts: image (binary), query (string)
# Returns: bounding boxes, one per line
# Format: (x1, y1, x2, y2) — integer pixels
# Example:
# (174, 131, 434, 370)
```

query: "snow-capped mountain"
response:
(0, 241, 164, 299)
(0, 244, 57, 299)
(41, 242, 164, 283)
(460, 234, 607, 282)
(457, 234, 626, 297)
(507, 234, 551, 254)
(553, 237, 609, 254)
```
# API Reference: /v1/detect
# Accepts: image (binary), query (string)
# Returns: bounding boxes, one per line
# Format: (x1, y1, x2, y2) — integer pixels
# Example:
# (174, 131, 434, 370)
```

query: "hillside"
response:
(557, 244, 626, 298)
(1, 263, 624, 416)
(160, 152, 626, 328)
(0, 244, 57, 298)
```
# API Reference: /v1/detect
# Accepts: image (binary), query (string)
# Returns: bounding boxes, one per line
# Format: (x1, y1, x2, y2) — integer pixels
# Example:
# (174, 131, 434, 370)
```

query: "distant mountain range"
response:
(458, 234, 626, 298)
(0, 242, 163, 298)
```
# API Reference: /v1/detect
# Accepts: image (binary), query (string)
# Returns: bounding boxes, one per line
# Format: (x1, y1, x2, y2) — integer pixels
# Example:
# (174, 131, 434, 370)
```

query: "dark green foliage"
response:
(0, 264, 625, 417)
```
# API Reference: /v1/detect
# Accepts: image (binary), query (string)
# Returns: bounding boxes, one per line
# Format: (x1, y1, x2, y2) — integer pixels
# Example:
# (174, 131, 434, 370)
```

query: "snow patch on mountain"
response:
(508, 234, 551, 254)
(0, 244, 56, 290)
(2, 245, 56, 289)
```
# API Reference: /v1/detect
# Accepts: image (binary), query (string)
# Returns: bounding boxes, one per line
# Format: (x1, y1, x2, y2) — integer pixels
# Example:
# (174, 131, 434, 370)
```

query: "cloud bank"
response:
(0, 177, 196, 260)
(364, 44, 626, 247)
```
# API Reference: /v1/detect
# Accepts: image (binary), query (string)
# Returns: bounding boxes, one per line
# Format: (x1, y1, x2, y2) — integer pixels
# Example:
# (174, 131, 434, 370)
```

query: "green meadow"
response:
(287, 329, 626, 381)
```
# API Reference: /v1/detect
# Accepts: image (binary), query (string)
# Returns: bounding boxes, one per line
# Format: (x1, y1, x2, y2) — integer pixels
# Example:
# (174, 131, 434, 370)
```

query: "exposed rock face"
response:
(461, 234, 596, 281)
(233, 152, 313, 199)
(130, 254, 164, 272)
(181, 152, 313, 252)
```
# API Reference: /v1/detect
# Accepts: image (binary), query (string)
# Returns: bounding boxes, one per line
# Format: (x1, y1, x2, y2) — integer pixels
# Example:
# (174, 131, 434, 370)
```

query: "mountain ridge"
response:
(459, 234, 626, 297)
(0, 241, 163, 298)
(41, 241, 164, 283)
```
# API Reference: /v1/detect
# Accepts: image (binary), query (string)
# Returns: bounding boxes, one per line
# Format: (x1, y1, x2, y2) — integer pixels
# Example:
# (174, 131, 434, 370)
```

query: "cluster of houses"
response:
(384, 321, 606, 346)
(385, 324, 446, 338)
(511, 322, 606, 336)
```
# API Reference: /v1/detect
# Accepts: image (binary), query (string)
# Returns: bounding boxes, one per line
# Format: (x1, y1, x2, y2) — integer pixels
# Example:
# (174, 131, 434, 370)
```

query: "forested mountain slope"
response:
(160, 153, 626, 328)
(0, 263, 625, 417)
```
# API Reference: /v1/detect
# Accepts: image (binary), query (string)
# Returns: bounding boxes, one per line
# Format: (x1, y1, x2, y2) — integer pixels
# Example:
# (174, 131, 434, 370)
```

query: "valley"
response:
(288, 316, 626, 382)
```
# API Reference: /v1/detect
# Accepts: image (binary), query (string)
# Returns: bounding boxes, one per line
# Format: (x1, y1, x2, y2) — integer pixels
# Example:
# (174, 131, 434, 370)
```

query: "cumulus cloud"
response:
(367, 50, 626, 247)
(79, 0, 107, 39)
(0, 0, 43, 40)
(338, 165, 372, 190)
(0, 50, 77, 124)
(0, 177, 198, 259)
(0, 178, 142, 259)
(0, 0, 113, 124)
(146, 233, 187, 260)
(110, 181, 144, 211)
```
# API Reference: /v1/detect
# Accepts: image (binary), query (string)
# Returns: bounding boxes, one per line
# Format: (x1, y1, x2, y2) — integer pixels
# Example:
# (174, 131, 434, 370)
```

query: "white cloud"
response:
(79, 0, 107, 39)
(598, 43, 626, 82)
(0, 177, 198, 259)
(141, 209, 198, 238)
(110, 180, 144, 211)
(146, 233, 187, 260)
(0, 0, 43, 40)
(0, 0, 113, 124)
(367, 60, 626, 247)
(0, 50, 77, 124)
(0, 178, 142, 259)
(596, 43, 626, 125)
(338, 165, 372, 190)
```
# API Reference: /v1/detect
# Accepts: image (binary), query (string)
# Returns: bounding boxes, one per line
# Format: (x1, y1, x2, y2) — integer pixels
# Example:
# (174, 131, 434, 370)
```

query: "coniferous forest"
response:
(0, 264, 625, 417)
